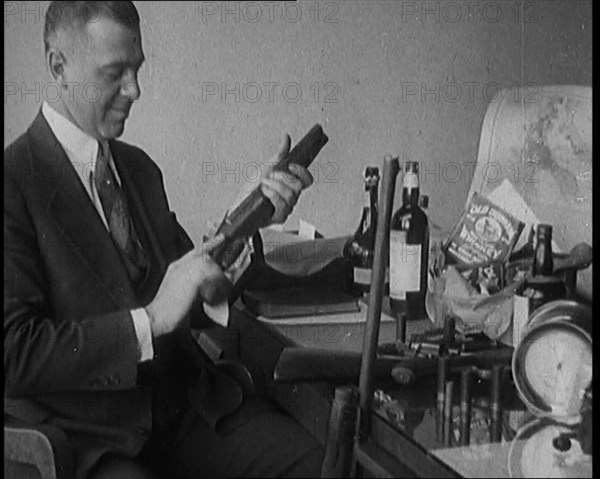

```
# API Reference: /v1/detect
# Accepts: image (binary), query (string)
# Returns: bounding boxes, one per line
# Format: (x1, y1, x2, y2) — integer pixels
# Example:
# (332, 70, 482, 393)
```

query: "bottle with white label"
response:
(389, 161, 429, 320)
(343, 166, 379, 296)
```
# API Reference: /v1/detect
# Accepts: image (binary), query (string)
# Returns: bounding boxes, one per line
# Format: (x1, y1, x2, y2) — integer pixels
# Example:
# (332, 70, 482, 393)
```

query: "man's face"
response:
(60, 17, 144, 140)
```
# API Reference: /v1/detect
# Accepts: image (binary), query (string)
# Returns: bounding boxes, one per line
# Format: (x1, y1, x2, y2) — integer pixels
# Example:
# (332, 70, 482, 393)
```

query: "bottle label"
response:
(404, 171, 419, 190)
(389, 230, 421, 300)
(353, 267, 372, 286)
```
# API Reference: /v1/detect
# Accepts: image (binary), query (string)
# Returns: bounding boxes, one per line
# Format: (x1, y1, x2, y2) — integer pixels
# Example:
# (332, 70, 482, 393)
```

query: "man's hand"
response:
(229, 134, 314, 227)
(145, 236, 232, 338)
(261, 134, 314, 225)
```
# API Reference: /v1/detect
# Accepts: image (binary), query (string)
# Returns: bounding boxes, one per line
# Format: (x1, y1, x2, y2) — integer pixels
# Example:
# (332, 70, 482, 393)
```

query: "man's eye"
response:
(104, 69, 123, 82)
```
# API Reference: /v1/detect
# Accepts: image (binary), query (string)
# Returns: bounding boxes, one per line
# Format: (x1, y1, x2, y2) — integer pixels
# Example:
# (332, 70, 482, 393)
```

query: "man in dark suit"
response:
(4, 2, 323, 477)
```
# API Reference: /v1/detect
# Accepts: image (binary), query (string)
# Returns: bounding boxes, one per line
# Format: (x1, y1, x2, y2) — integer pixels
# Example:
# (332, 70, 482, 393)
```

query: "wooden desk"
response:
(226, 300, 463, 477)
(226, 302, 595, 478)
(228, 301, 401, 444)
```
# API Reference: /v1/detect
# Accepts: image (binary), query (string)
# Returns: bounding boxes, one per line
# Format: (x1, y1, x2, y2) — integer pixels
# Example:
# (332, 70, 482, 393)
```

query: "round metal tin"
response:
(512, 300, 592, 423)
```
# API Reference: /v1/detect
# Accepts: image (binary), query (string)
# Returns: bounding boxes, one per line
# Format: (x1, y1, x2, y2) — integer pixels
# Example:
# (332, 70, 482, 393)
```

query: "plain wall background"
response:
(4, 1, 592, 243)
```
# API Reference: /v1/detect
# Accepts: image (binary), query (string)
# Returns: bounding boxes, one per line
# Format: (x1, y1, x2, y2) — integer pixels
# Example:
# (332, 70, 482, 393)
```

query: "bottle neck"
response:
(533, 234, 553, 276)
(362, 183, 378, 233)
(402, 171, 420, 206)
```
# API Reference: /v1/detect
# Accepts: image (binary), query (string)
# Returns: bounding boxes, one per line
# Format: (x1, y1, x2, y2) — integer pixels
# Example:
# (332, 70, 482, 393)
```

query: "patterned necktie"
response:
(94, 141, 148, 283)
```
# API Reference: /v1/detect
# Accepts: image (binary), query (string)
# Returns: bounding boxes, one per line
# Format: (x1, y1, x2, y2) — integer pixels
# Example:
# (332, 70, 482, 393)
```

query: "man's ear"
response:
(47, 48, 68, 88)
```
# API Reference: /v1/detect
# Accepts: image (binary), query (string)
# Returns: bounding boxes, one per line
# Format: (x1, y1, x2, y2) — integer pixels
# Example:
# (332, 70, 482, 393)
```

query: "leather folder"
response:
(241, 234, 358, 318)
(242, 287, 360, 319)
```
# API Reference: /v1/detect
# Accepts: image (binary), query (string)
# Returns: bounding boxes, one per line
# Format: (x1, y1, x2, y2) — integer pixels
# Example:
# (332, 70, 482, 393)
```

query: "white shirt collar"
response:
(42, 101, 100, 171)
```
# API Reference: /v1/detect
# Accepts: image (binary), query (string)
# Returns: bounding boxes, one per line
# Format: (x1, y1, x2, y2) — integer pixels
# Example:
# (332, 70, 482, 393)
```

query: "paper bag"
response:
(429, 265, 525, 340)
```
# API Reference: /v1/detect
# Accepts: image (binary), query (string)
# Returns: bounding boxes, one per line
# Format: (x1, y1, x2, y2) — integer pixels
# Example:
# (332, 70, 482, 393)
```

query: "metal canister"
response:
(512, 300, 592, 424)
(508, 418, 592, 478)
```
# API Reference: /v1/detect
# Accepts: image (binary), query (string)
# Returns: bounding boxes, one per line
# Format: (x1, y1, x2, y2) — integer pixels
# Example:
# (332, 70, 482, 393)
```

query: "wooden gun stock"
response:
(273, 346, 513, 385)
(273, 347, 438, 386)
(211, 124, 329, 268)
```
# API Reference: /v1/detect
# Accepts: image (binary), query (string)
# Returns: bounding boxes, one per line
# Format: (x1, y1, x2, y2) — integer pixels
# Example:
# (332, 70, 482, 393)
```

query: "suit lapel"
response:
(28, 112, 137, 309)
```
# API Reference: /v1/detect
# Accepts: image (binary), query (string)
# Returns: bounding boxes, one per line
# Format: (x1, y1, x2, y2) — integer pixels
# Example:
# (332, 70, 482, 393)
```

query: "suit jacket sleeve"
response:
(4, 167, 140, 398)
(172, 212, 194, 256)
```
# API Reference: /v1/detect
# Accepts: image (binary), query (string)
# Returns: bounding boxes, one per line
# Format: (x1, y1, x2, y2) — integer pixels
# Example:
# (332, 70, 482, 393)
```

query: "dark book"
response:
(242, 287, 360, 319)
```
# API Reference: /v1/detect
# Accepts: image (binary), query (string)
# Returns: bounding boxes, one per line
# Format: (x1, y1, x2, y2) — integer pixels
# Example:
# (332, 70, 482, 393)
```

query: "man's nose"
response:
(121, 78, 141, 102)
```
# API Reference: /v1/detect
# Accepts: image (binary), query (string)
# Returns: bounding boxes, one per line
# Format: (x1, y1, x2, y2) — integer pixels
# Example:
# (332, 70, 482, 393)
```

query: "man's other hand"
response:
(145, 236, 232, 337)
(261, 134, 314, 225)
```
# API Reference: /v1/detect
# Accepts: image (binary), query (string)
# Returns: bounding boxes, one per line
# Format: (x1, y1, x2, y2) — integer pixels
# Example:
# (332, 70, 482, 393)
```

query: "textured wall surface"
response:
(4, 1, 592, 242)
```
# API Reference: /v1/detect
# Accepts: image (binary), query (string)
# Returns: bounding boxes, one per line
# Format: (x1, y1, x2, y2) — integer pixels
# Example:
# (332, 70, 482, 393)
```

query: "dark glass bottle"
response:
(578, 382, 592, 455)
(532, 224, 553, 276)
(343, 167, 380, 296)
(522, 224, 567, 311)
(389, 162, 429, 320)
(509, 226, 536, 262)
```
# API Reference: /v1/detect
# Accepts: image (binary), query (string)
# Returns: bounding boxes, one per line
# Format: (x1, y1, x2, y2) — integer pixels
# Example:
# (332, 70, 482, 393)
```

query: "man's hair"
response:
(44, 1, 140, 53)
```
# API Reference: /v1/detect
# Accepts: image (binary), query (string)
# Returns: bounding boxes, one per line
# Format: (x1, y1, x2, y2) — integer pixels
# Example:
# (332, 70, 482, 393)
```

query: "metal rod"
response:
(358, 155, 400, 436)
(490, 364, 503, 442)
(437, 356, 448, 407)
(460, 368, 473, 446)
(436, 356, 448, 442)
(396, 313, 407, 344)
(443, 380, 454, 446)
